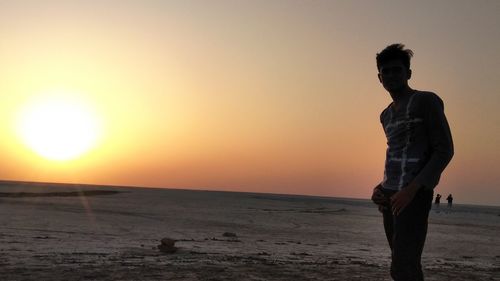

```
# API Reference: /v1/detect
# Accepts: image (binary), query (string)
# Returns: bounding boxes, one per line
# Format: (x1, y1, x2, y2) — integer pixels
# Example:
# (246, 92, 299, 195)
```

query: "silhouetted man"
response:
(371, 44, 454, 281)
(446, 194, 453, 208)
(434, 194, 441, 206)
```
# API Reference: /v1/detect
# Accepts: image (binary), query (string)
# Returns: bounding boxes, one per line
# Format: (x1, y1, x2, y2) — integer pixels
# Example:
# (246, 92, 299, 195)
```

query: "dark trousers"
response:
(381, 188, 433, 281)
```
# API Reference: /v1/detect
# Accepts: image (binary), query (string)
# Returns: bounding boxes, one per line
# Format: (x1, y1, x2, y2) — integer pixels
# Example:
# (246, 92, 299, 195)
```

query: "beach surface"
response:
(1, 182, 499, 280)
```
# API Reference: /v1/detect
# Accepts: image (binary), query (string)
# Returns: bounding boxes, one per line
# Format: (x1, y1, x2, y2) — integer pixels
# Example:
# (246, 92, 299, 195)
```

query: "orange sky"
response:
(0, 1, 499, 205)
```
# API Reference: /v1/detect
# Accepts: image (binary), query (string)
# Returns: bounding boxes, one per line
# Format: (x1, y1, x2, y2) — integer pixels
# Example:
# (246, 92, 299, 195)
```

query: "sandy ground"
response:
(1, 183, 499, 280)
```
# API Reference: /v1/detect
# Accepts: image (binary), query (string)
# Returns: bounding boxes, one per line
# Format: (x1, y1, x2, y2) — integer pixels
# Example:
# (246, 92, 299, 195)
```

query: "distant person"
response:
(447, 194, 453, 208)
(434, 194, 442, 206)
(371, 44, 454, 281)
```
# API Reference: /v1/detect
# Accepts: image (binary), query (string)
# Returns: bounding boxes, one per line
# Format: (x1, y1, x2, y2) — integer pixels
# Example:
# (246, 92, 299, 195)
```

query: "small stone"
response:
(160, 238, 176, 247)
(158, 237, 177, 254)
(222, 232, 237, 238)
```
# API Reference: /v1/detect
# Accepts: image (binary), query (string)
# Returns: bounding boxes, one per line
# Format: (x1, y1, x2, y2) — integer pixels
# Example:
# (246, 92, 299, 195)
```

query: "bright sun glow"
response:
(16, 95, 101, 161)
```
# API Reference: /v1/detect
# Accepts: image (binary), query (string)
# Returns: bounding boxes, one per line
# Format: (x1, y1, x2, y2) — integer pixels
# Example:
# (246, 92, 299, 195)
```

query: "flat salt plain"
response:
(1, 182, 499, 280)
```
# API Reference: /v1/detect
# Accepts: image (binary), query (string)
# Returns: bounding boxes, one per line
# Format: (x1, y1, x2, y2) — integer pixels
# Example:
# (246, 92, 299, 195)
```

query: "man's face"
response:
(378, 60, 411, 93)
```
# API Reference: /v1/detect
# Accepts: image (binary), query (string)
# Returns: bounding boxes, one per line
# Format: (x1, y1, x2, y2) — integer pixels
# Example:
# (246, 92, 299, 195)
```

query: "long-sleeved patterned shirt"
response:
(380, 90, 454, 191)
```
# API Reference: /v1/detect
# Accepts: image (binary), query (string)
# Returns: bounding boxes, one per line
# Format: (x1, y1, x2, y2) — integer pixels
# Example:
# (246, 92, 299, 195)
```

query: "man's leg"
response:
(383, 189, 433, 281)
(382, 190, 397, 249)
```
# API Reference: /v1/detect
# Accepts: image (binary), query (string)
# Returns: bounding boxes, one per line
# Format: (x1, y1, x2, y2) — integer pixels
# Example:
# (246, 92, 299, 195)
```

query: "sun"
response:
(16, 95, 101, 161)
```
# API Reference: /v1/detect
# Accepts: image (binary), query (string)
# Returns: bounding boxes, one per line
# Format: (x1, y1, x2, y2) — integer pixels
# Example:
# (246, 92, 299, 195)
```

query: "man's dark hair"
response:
(376, 43, 414, 71)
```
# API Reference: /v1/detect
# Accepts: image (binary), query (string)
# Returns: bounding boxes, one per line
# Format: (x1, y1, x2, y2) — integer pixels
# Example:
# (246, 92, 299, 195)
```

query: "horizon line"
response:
(0, 179, 497, 208)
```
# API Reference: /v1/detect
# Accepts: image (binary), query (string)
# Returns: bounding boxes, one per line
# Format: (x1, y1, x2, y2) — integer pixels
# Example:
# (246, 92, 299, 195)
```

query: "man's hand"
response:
(372, 185, 389, 212)
(371, 185, 386, 205)
(390, 182, 422, 215)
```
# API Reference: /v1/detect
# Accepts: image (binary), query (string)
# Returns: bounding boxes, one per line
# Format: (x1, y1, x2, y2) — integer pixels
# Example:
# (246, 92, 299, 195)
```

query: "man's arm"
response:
(413, 93, 454, 189)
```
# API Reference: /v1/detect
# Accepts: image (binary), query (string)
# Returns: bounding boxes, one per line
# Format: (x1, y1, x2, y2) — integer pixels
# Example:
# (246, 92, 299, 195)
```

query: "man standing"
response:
(434, 194, 442, 207)
(371, 44, 454, 281)
(446, 194, 454, 208)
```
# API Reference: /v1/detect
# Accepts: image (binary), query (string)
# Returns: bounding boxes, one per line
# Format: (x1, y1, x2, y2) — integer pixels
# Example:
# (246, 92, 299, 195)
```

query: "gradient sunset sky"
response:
(0, 0, 498, 205)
